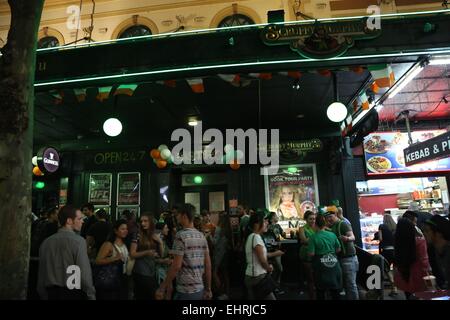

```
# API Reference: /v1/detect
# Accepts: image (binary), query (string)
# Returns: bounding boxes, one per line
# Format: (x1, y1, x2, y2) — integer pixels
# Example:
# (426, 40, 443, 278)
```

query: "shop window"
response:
(217, 14, 255, 28)
(37, 36, 60, 49)
(118, 25, 152, 39)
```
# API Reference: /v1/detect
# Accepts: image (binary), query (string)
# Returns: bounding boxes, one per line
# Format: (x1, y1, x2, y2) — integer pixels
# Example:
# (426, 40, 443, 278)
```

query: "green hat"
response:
(331, 199, 340, 207)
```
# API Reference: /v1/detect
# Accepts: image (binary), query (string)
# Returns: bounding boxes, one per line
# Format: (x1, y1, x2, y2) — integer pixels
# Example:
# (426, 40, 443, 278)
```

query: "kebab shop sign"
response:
(403, 131, 450, 166)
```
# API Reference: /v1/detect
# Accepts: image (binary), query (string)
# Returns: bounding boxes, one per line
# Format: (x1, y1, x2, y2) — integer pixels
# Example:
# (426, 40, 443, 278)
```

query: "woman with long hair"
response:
(394, 217, 431, 299)
(271, 186, 303, 220)
(130, 213, 162, 300)
(95, 219, 129, 300)
(155, 220, 173, 285)
(244, 212, 276, 300)
(298, 210, 317, 299)
(379, 213, 397, 296)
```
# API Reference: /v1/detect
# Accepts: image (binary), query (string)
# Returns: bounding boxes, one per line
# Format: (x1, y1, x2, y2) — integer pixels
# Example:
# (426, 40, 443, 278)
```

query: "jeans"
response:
(340, 255, 359, 300)
(174, 290, 204, 300)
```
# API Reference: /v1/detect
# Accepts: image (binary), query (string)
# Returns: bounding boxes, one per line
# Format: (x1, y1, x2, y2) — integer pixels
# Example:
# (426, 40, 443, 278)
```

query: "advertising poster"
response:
(88, 173, 112, 205)
(263, 164, 320, 235)
(363, 130, 449, 176)
(117, 172, 140, 206)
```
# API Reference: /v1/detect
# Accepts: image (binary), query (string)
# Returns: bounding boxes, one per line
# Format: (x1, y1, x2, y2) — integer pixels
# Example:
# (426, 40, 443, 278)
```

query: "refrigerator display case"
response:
(360, 215, 383, 254)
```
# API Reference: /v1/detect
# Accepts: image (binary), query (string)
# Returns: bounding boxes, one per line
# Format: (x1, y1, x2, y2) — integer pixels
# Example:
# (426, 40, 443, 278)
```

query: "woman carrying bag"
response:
(244, 212, 276, 300)
(94, 219, 129, 300)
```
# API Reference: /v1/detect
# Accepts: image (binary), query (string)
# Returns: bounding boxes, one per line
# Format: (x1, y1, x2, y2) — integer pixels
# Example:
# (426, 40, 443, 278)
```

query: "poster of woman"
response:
(264, 164, 319, 222)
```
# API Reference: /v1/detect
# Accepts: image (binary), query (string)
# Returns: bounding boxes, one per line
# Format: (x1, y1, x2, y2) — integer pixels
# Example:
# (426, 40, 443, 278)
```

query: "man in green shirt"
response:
(325, 210, 359, 300)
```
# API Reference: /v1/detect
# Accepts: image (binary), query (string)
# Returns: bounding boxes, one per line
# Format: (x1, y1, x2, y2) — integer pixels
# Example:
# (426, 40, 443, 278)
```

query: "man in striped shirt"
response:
(158, 203, 212, 300)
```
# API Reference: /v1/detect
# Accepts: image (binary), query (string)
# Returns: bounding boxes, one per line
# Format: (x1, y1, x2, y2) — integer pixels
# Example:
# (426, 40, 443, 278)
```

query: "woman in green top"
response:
(307, 213, 343, 300)
(298, 211, 317, 299)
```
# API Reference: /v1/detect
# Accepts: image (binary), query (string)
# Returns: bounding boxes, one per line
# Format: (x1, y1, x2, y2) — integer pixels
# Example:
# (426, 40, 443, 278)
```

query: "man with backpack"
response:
(325, 207, 359, 300)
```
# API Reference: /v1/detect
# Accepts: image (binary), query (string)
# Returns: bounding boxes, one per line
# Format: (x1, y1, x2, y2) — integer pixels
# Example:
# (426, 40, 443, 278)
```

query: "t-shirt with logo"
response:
(171, 228, 209, 294)
(307, 230, 341, 257)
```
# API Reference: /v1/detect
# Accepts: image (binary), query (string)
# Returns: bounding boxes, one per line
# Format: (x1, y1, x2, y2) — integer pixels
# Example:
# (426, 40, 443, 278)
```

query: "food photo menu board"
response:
(363, 130, 450, 176)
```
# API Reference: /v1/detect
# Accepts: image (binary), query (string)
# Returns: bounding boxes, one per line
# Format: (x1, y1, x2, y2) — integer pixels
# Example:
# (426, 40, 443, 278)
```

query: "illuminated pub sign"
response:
(261, 19, 381, 59)
(363, 130, 450, 176)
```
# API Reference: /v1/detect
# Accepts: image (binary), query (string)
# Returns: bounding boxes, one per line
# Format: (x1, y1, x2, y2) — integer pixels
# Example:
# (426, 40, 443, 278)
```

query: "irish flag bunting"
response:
(278, 71, 302, 79)
(368, 64, 395, 88)
(50, 90, 64, 105)
(156, 80, 177, 88)
(74, 88, 87, 102)
(186, 78, 205, 93)
(114, 84, 138, 96)
(249, 73, 272, 80)
(358, 92, 370, 110)
(218, 74, 241, 87)
(96, 86, 113, 102)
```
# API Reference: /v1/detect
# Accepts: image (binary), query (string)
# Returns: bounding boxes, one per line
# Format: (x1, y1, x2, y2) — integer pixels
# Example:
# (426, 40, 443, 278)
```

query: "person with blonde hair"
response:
(272, 186, 303, 220)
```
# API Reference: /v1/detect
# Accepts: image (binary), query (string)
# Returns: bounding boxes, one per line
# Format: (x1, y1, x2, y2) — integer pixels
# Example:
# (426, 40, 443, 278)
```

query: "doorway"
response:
(182, 185, 228, 216)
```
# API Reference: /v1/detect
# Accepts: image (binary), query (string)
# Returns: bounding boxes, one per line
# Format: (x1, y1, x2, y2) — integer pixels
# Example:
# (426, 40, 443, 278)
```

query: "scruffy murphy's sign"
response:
(261, 19, 381, 59)
(404, 131, 450, 166)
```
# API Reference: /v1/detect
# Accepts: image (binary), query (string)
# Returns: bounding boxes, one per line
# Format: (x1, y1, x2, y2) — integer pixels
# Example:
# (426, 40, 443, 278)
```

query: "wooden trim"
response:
(330, 0, 378, 11)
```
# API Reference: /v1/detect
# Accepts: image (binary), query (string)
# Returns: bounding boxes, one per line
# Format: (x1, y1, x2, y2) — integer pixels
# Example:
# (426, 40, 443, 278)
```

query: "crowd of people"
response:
(28, 201, 450, 300)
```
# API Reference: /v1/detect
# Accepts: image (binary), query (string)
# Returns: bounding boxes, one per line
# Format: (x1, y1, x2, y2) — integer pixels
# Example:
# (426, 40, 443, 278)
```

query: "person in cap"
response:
(423, 215, 450, 289)
(325, 208, 359, 300)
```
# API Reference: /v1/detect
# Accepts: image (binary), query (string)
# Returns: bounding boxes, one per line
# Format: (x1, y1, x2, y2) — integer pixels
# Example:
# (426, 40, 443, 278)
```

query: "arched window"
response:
(118, 25, 152, 39)
(217, 14, 255, 28)
(37, 36, 60, 49)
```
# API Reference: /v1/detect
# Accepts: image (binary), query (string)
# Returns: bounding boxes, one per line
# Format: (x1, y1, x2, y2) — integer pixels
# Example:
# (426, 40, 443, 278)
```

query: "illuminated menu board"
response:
(363, 130, 450, 176)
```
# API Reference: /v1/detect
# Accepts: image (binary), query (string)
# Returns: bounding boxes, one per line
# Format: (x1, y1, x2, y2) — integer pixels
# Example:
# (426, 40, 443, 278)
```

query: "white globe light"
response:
(103, 118, 122, 137)
(32, 156, 38, 166)
(326, 102, 347, 123)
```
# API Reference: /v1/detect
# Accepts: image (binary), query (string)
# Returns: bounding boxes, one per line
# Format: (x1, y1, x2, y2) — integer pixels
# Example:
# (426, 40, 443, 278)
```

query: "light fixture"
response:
(429, 55, 450, 65)
(103, 118, 122, 137)
(388, 63, 425, 99)
(194, 176, 203, 184)
(35, 181, 45, 189)
(327, 102, 348, 122)
(188, 116, 199, 126)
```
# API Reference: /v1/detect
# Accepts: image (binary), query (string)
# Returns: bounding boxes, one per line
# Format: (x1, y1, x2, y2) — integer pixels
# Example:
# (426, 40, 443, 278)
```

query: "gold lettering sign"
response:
(261, 19, 381, 59)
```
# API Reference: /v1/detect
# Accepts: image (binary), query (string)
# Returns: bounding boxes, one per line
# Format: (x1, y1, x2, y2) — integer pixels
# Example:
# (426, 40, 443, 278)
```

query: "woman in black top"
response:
(378, 213, 397, 295)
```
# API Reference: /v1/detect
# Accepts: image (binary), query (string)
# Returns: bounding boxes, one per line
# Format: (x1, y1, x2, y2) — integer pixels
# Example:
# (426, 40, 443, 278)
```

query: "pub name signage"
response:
(403, 131, 450, 166)
(261, 19, 381, 59)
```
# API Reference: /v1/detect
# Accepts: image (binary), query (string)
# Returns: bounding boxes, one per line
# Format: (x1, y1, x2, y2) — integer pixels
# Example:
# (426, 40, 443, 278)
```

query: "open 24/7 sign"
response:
(403, 131, 450, 166)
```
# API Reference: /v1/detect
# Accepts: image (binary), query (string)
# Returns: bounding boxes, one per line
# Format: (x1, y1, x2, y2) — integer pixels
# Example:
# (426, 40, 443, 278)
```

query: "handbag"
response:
(93, 245, 123, 289)
(250, 234, 277, 299)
